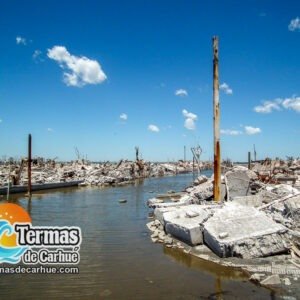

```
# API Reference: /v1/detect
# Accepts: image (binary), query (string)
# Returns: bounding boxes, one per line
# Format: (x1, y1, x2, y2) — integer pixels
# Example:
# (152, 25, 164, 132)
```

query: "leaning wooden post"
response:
(27, 134, 32, 196)
(213, 36, 221, 202)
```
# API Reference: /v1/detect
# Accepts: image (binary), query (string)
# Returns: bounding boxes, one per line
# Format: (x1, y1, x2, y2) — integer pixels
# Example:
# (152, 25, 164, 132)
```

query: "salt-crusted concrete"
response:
(232, 195, 263, 207)
(163, 205, 213, 245)
(147, 194, 193, 209)
(284, 195, 300, 219)
(203, 203, 289, 258)
(225, 166, 257, 200)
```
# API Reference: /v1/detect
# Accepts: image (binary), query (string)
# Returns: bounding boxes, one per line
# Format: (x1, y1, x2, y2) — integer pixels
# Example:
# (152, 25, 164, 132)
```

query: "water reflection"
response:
(0, 172, 274, 299)
(163, 247, 248, 280)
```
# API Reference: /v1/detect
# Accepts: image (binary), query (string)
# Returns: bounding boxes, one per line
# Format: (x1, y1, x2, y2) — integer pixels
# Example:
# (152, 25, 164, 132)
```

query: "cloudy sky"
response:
(0, 0, 299, 161)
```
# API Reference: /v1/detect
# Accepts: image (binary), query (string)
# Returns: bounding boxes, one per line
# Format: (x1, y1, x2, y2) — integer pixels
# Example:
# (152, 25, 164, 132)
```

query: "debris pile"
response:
(147, 158, 300, 291)
(0, 158, 211, 188)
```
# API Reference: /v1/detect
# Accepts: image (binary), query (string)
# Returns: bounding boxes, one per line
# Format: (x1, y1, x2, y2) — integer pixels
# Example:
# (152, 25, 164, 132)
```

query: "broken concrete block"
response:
(164, 205, 211, 245)
(284, 195, 300, 220)
(268, 184, 299, 197)
(187, 180, 213, 201)
(225, 167, 257, 200)
(148, 194, 193, 209)
(203, 203, 288, 258)
(232, 195, 263, 207)
(193, 175, 208, 185)
(283, 278, 291, 286)
(154, 207, 179, 225)
(249, 273, 263, 283)
(161, 204, 213, 226)
(164, 236, 173, 245)
(165, 218, 203, 245)
(260, 274, 281, 285)
(256, 189, 279, 204)
(185, 210, 199, 218)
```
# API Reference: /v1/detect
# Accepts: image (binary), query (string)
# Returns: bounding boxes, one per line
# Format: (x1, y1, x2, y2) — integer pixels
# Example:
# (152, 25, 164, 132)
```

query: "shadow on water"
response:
(0, 172, 276, 299)
(163, 247, 248, 280)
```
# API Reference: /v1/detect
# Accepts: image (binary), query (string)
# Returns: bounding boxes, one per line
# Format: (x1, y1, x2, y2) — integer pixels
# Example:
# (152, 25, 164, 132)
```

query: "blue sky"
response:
(0, 0, 299, 162)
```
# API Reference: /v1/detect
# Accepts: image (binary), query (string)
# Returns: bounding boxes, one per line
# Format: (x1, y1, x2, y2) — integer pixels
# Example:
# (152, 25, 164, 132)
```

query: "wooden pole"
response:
(7, 163, 11, 201)
(193, 156, 195, 173)
(184, 145, 186, 162)
(248, 151, 251, 169)
(28, 134, 32, 196)
(213, 36, 221, 202)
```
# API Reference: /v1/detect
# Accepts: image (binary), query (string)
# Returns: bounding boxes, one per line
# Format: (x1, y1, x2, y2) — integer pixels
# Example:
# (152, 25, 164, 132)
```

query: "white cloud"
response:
(221, 129, 242, 136)
(148, 124, 160, 132)
(254, 99, 282, 113)
(120, 113, 128, 121)
(47, 128, 53, 132)
(182, 109, 197, 130)
(244, 126, 261, 135)
(16, 36, 26, 45)
(288, 17, 300, 31)
(47, 46, 107, 87)
(175, 89, 188, 97)
(282, 97, 300, 112)
(184, 118, 196, 130)
(219, 82, 233, 95)
(254, 96, 300, 113)
(32, 50, 43, 62)
(182, 109, 197, 120)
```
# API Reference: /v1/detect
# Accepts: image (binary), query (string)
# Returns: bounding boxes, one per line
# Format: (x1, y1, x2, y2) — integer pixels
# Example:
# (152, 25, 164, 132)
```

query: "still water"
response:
(0, 172, 275, 299)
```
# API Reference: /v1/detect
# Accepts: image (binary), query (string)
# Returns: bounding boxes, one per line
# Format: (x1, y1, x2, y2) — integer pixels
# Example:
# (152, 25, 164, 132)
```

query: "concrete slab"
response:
(232, 195, 263, 207)
(186, 180, 213, 201)
(154, 206, 179, 225)
(225, 168, 257, 200)
(164, 205, 211, 245)
(148, 194, 193, 209)
(203, 203, 288, 258)
(256, 190, 279, 204)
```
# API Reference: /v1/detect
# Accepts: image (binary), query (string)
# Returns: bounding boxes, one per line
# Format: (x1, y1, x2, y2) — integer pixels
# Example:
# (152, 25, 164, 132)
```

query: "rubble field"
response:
(147, 158, 300, 297)
(0, 158, 212, 188)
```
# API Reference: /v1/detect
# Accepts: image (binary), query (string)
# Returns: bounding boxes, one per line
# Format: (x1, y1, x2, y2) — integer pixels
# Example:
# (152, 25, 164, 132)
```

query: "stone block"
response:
(203, 203, 288, 258)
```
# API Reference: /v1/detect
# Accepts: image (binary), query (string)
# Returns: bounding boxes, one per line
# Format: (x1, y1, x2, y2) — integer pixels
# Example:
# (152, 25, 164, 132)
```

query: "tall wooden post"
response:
(7, 163, 11, 201)
(213, 36, 221, 202)
(28, 134, 32, 196)
(193, 156, 195, 173)
(184, 146, 186, 162)
(248, 151, 251, 169)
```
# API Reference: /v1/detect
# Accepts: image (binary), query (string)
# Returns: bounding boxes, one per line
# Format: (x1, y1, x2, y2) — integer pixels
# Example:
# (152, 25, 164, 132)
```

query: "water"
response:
(0, 172, 274, 299)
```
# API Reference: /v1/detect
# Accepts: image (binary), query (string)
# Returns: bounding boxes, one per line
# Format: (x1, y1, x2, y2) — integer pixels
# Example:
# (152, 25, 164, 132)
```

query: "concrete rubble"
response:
(0, 158, 212, 189)
(146, 158, 300, 293)
(203, 203, 289, 258)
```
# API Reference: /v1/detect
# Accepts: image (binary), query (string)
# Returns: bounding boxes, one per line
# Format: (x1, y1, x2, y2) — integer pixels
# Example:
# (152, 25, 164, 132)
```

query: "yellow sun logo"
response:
(0, 203, 31, 247)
